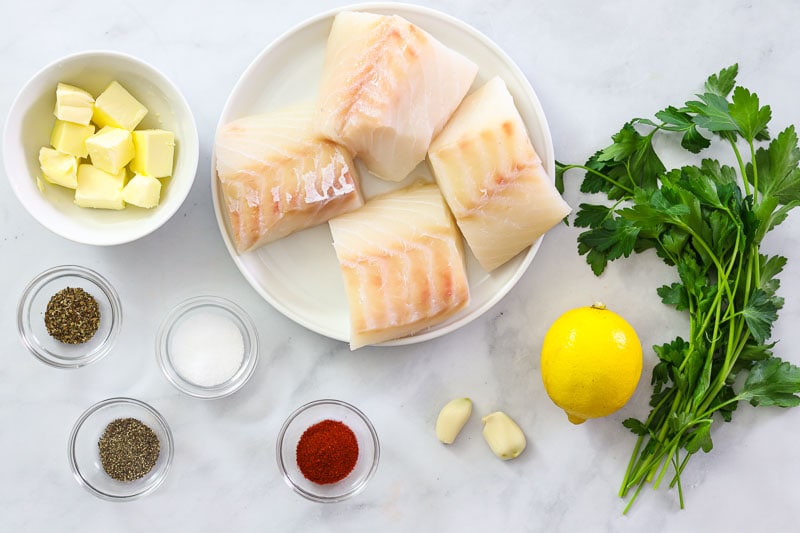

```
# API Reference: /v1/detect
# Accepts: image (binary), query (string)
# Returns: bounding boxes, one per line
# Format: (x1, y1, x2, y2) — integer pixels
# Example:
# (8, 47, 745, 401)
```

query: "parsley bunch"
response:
(556, 65, 800, 512)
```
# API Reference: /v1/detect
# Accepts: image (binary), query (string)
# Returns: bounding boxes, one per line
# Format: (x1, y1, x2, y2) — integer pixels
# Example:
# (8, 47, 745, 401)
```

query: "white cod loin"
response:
(316, 11, 478, 182)
(329, 182, 470, 350)
(428, 77, 572, 272)
(215, 106, 363, 253)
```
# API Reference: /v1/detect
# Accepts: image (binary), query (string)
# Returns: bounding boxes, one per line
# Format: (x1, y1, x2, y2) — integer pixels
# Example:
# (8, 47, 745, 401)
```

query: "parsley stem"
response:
(555, 164, 635, 195)
(619, 434, 643, 497)
(674, 455, 685, 509)
(749, 140, 759, 203)
(652, 441, 678, 489)
(669, 452, 691, 489)
(728, 137, 750, 197)
(622, 479, 645, 515)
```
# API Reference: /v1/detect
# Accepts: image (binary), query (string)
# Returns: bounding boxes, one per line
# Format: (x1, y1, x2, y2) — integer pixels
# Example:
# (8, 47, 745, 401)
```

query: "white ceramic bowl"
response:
(3, 50, 199, 246)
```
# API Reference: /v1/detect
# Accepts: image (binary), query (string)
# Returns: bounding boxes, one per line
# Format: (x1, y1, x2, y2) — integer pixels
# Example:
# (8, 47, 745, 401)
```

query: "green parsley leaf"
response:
(576, 217, 640, 275)
(554, 161, 567, 195)
(705, 64, 738, 97)
(748, 125, 800, 204)
(742, 289, 782, 344)
(736, 358, 800, 407)
(623, 418, 648, 436)
(737, 340, 775, 363)
(687, 92, 740, 134)
(728, 86, 771, 142)
(684, 423, 713, 454)
(657, 283, 689, 311)
(655, 106, 711, 153)
(573, 203, 613, 228)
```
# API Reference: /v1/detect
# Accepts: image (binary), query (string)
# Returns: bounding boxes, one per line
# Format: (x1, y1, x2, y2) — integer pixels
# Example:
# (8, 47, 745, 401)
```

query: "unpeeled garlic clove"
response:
(481, 411, 526, 460)
(435, 397, 473, 444)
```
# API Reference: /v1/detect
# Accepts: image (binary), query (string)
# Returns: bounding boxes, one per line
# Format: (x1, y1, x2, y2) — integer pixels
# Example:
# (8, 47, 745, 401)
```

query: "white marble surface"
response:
(2, 1, 800, 531)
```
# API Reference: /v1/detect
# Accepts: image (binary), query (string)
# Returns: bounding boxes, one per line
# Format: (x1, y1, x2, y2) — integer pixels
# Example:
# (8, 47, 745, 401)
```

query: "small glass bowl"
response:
(17, 265, 122, 368)
(68, 397, 174, 501)
(156, 295, 259, 399)
(276, 399, 380, 503)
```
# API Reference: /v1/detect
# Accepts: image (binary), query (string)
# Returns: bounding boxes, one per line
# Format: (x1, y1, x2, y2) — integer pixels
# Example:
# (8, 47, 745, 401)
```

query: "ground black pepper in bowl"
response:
(69, 397, 173, 500)
(98, 418, 160, 482)
(45, 287, 100, 344)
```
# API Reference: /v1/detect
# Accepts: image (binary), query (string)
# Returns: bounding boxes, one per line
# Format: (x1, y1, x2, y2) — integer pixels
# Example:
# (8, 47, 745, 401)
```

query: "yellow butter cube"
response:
(75, 164, 126, 210)
(85, 126, 135, 174)
(122, 173, 162, 208)
(54, 83, 95, 125)
(39, 147, 78, 189)
(131, 129, 175, 178)
(92, 81, 148, 130)
(50, 120, 95, 158)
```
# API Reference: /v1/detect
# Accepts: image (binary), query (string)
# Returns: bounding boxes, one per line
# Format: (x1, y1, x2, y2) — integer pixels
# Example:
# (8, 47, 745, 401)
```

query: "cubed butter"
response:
(38, 147, 78, 189)
(131, 129, 174, 178)
(50, 120, 95, 158)
(54, 83, 95, 125)
(85, 126, 135, 174)
(75, 164, 126, 210)
(122, 173, 162, 208)
(92, 81, 148, 130)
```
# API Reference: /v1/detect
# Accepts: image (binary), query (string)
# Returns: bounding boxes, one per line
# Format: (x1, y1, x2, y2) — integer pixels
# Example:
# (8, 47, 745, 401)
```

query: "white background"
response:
(2, 1, 799, 531)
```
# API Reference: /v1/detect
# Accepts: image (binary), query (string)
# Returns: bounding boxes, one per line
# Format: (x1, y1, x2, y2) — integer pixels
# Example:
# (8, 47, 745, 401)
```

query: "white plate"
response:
(211, 2, 555, 346)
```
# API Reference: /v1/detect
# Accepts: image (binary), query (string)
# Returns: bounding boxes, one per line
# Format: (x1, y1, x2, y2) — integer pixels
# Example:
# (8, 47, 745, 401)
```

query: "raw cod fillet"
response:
(316, 11, 478, 182)
(329, 182, 470, 350)
(215, 106, 363, 253)
(428, 76, 572, 272)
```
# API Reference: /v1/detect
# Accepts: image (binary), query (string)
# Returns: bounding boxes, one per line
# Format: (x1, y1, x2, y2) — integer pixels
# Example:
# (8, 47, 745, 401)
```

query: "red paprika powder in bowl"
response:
(276, 399, 380, 503)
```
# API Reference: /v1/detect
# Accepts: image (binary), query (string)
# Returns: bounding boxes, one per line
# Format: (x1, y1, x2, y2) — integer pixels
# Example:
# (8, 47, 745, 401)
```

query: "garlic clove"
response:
(435, 397, 473, 444)
(481, 411, 526, 460)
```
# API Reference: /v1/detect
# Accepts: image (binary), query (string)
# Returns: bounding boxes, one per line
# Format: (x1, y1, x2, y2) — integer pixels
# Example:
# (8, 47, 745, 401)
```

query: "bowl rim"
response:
(2, 48, 200, 246)
(155, 295, 260, 399)
(67, 396, 174, 501)
(17, 264, 122, 368)
(275, 398, 380, 503)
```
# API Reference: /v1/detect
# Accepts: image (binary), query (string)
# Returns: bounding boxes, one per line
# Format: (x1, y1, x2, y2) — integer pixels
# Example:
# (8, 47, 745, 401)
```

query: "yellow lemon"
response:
(540, 303, 643, 424)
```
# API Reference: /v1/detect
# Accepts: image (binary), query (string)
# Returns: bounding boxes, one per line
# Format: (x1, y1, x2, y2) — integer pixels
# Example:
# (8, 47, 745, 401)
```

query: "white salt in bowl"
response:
(3, 50, 199, 245)
(156, 295, 259, 399)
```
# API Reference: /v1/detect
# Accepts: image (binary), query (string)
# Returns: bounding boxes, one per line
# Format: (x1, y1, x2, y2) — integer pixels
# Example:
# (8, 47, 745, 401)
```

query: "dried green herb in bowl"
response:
(45, 287, 100, 344)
